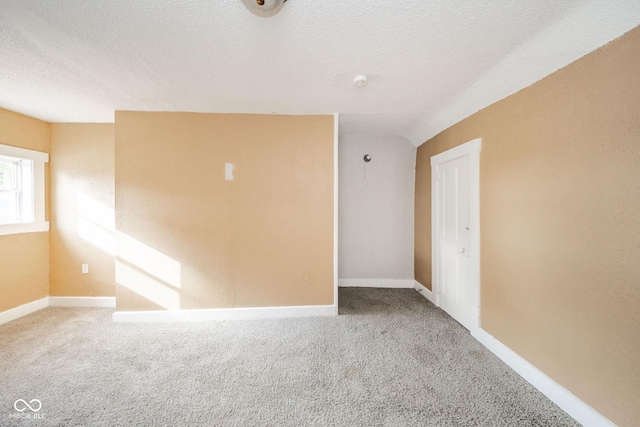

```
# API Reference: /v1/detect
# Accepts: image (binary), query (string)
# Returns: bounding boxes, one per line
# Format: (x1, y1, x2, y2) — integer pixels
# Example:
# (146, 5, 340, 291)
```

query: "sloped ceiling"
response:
(0, 0, 639, 146)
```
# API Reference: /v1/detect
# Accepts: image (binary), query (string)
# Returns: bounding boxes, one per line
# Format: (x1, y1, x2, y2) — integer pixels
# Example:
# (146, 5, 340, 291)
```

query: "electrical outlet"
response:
(82, 264, 89, 274)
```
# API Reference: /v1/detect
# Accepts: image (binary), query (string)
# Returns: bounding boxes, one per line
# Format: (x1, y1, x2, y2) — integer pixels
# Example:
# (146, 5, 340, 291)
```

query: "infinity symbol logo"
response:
(14, 399, 42, 412)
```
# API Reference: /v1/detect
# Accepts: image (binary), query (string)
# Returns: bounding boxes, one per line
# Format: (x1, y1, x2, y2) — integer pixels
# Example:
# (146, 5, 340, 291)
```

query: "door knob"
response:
(459, 248, 466, 253)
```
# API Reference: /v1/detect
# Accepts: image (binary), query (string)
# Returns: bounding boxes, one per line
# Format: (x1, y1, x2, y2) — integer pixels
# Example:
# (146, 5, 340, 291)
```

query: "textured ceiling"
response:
(0, 0, 639, 146)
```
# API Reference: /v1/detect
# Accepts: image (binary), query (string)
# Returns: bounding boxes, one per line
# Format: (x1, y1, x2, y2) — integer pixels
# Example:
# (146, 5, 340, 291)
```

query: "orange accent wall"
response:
(115, 112, 334, 311)
(49, 124, 116, 297)
(415, 27, 640, 426)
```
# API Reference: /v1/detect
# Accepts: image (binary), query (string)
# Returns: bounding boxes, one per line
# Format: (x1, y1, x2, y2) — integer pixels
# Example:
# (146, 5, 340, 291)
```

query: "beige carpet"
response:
(0, 288, 579, 426)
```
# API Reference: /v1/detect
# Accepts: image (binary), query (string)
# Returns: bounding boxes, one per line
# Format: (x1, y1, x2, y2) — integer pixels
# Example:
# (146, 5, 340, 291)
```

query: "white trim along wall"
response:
(413, 279, 614, 426)
(0, 297, 337, 325)
(472, 329, 616, 427)
(414, 280, 437, 305)
(48, 297, 116, 308)
(0, 297, 116, 326)
(112, 305, 336, 323)
(333, 113, 339, 310)
(339, 279, 415, 288)
(0, 297, 49, 325)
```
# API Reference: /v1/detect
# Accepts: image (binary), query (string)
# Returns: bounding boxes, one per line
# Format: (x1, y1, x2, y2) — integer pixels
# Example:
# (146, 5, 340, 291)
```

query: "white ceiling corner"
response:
(0, 0, 638, 146)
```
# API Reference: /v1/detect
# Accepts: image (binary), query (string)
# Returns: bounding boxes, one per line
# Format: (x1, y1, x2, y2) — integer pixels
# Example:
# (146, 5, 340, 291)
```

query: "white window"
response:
(0, 144, 48, 235)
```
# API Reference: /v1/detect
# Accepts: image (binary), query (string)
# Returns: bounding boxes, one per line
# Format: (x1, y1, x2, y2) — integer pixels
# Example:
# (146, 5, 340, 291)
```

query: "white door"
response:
(431, 139, 480, 331)
(436, 156, 471, 328)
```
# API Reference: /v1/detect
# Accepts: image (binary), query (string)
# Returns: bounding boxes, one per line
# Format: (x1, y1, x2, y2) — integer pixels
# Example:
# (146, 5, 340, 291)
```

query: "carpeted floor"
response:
(0, 288, 579, 426)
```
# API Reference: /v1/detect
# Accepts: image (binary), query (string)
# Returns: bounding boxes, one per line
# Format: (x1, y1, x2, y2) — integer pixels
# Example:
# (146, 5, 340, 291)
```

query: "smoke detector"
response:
(354, 75, 368, 87)
(241, 0, 288, 17)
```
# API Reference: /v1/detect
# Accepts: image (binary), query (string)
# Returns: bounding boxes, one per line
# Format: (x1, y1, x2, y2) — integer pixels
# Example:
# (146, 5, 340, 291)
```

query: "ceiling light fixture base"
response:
(241, 0, 287, 17)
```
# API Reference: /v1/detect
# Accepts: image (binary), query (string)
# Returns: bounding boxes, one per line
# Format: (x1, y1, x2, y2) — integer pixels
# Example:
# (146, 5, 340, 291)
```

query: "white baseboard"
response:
(0, 297, 49, 326)
(471, 328, 615, 427)
(113, 304, 338, 323)
(49, 296, 116, 308)
(338, 279, 415, 288)
(414, 280, 438, 305)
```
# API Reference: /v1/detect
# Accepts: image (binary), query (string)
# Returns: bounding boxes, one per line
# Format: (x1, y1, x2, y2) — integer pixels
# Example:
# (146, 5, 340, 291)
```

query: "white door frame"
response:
(431, 138, 481, 331)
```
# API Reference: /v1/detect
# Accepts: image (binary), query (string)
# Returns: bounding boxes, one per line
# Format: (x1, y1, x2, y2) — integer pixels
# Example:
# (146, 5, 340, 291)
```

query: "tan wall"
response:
(0, 233, 49, 312)
(115, 112, 334, 311)
(0, 108, 50, 153)
(414, 146, 431, 288)
(415, 27, 640, 426)
(0, 108, 50, 311)
(49, 124, 115, 297)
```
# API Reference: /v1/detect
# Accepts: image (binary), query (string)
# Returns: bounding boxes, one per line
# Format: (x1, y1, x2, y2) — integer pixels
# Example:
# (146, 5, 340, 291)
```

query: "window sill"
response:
(0, 221, 50, 236)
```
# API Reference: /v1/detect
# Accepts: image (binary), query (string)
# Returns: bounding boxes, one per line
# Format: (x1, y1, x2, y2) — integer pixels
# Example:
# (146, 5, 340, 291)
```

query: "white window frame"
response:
(0, 144, 49, 236)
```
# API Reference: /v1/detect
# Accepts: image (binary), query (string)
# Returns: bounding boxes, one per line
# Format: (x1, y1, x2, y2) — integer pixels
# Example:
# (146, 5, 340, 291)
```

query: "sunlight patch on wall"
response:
(76, 191, 183, 309)
(117, 232, 181, 289)
(77, 191, 115, 254)
(78, 217, 115, 255)
(116, 260, 180, 310)
(78, 192, 115, 230)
